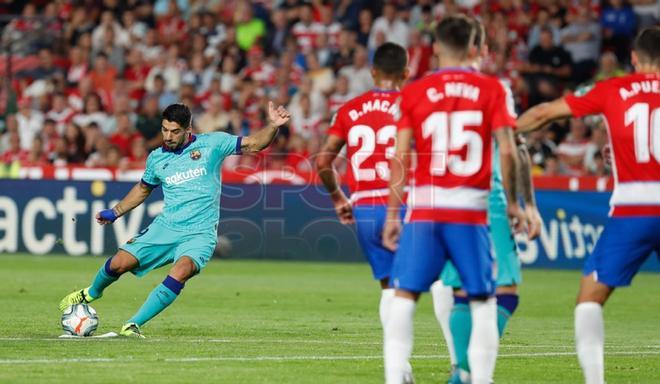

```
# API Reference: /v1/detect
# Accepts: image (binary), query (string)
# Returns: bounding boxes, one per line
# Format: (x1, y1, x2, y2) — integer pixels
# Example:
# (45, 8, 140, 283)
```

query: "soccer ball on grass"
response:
(61, 304, 99, 337)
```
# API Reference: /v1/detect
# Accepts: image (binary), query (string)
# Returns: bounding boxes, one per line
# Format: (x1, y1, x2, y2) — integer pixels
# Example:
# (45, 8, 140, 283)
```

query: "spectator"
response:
(124, 48, 151, 103)
(92, 10, 130, 52)
(0, 132, 27, 165)
(407, 29, 433, 80)
(594, 51, 626, 81)
(368, 2, 409, 50)
(121, 136, 148, 170)
(137, 29, 165, 64)
(601, 0, 637, 64)
(150, 74, 178, 111)
(122, 9, 148, 42)
(94, 26, 127, 73)
(66, 46, 89, 89)
(16, 98, 44, 151)
(104, 145, 123, 168)
(156, 0, 187, 45)
(319, 6, 341, 48)
(544, 154, 565, 176)
(292, 3, 323, 54)
(267, 9, 290, 56)
(329, 30, 357, 72)
(327, 75, 352, 116)
(136, 96, 163, 150)
(197, 94, 232, 133)
(109, 113, 141, 156)
(22, 136, 49, 166)
(145, 46, 183, 94)
(72, 94, 110, 132)
(584, 120, 610, 174)
(338, 46, 373, 96)
(528, 8, 561, 49)
(315, 33, 334, 68)
(557, 118, 592, 175)
(355, 8, 373, 47)
(527, 128, 559, 173)
(235, 3, 266, 51)
(88, 53, 118, 99)
(521, 28, 572, 106)
(630, 0, 660, 28)
(181, 53, 214, 95)
(289, 93, 323, 140)
(560, 8, 601, 83)
(16, 48, 64, 83)
(46, 93, 76, 134)
(41, 119, 60, 154)
(305, 53, 335, 95)
(85, 135, 111, 167)
(63, 123, 87, 164)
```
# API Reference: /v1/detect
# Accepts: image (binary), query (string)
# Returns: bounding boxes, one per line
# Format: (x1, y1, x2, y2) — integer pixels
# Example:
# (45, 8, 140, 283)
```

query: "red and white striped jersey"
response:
(328, 89, 401, 205)
(565, 72, 660, 217)
(397, 68, 516, 224)
(291, 22, 324, 53)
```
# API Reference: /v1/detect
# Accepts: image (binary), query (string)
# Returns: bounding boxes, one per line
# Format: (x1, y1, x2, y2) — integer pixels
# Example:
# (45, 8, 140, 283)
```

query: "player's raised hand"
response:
(267, 101, 291, 127)
(524, 205, 543, 240)
(507, 203, 527, 234)
(382, 218, 402, 252)
(333, 195, 355, 225)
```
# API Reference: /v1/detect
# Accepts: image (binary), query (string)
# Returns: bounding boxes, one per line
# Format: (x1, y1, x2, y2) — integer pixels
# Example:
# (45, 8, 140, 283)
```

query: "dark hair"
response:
(434, 14, 475, 57)
(162, 103, 192, 128)
(372, 42, 408, 76)
(634, 27, 660, 66)
(470, 17, 485, 48)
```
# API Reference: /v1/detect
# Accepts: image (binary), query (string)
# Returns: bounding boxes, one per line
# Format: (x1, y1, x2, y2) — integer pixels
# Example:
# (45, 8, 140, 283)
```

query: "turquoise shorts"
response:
(120, 220, 217, 277)
(440, 207, 521, 288)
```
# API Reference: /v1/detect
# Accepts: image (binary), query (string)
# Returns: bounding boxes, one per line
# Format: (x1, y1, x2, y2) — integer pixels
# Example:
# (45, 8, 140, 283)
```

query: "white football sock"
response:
(384, 296, 416, 384)
(380, 288, 395, 328)
(430, 280, 457, 366)
(468, 297, 499, 384)
(575, 302, 605, 384)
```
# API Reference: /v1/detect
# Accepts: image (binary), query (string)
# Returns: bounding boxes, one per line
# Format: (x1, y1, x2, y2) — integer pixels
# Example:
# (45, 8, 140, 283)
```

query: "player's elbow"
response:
(315, 153, 332, 172)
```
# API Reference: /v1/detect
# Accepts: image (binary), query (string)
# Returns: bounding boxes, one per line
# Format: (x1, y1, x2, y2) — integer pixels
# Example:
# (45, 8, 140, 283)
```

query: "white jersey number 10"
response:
(626, 103, 660, 164)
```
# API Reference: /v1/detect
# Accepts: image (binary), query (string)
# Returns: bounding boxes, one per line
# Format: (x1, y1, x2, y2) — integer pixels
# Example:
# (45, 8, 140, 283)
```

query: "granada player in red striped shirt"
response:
(316, 42, 414, 383)
(517, 27, 660, 384)
(382, 15, 525, 384)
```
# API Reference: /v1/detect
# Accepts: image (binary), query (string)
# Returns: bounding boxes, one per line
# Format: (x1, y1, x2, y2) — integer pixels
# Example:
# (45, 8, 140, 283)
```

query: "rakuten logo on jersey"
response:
(164, 168, 208, 185)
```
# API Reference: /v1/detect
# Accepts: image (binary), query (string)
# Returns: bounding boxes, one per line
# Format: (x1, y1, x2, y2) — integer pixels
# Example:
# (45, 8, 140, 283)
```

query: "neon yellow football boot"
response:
(120, 323, 146, 339)
(59, 287, 96, 311)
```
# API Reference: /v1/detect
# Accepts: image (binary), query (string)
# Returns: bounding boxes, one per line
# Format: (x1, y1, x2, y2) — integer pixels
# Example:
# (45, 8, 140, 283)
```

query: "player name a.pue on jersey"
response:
(348, 99, 399, 121)
(427, 82, 481, 103)
(619, 79, 660, 100)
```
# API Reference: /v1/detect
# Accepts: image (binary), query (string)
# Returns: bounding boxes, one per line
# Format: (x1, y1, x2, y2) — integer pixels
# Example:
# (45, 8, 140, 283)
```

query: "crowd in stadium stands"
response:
(0, 0, 657, 177)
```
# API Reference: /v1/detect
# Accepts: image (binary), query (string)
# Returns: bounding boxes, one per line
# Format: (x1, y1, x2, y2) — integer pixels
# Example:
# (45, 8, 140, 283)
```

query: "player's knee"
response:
(576, 275, 612, 305)
(108, 255, 133, 275)
(170, 257, 197, 282)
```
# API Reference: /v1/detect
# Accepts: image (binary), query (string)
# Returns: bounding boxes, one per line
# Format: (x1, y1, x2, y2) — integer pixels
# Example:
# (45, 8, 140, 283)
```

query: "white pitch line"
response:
(0, 337, 658, 350)
(1, 351, 660, 365)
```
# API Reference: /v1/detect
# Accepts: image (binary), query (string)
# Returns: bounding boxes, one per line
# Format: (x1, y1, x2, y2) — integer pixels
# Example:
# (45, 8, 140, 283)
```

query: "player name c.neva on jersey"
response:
(427, 82, 480, 103)
(164, 167, 208, 185)
(348, 99, 399, 121)
(619, 80, 660, 101)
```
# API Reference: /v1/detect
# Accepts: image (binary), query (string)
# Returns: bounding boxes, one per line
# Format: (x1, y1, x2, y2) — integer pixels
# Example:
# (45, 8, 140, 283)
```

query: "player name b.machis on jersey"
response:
(329, 90, 401, 205)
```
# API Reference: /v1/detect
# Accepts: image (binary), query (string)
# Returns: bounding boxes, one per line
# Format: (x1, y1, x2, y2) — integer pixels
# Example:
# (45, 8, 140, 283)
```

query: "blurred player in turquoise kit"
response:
(60, 102, 291, 337)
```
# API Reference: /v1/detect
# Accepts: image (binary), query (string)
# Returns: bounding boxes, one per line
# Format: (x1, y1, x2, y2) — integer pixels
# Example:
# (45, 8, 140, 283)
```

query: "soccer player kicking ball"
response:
(59, 102, 291, 338)
(431, 18, 543, 384)
(316, 42, 414, 383)
(516, 27, 660, 384)
(382, 15, 526, 384)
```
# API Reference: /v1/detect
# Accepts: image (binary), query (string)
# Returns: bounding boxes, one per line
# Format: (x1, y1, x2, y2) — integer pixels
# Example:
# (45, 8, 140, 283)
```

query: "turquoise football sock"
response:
(88, 258, 120, 299)
(496, 294, 519, 337)
(449, 298, 472, 372)
(128, 276, 184, 326)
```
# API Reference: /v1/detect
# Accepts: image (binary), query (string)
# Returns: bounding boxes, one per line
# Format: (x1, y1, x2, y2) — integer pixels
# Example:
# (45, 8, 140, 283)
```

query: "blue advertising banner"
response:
(0, 180, 658, 272)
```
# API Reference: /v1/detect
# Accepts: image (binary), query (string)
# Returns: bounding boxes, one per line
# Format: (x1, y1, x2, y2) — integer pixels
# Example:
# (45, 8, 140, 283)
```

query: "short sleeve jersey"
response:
(564, 72, 660, 216)
(141, 132, 242, 231)
(327, 89, 400, 205)
(397, 68, 516, 224)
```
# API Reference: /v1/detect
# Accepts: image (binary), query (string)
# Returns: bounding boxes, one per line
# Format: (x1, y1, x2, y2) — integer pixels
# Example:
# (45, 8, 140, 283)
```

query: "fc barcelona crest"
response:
(190, 150, 202, 160)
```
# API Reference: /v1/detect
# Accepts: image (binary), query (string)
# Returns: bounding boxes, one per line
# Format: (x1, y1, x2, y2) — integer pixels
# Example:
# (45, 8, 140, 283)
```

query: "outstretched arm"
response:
(240, 102, 291, 153)
(315, 134, 354, 224)
(516, 135, 542, 239)
(96, 182, 153, 225)
(516, 98, 572, 133)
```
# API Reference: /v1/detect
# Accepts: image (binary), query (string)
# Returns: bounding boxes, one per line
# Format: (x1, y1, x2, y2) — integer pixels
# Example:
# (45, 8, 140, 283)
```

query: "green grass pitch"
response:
(0, 254, 658, 383)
